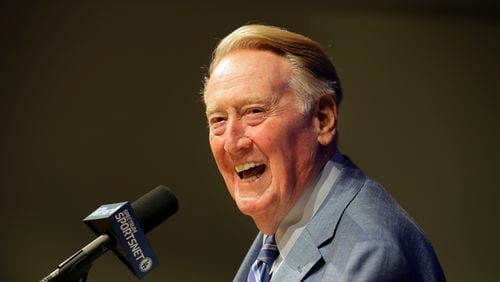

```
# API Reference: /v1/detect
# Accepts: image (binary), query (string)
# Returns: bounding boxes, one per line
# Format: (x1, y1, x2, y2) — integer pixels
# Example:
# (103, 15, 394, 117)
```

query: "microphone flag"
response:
(84, 201, 158, 279)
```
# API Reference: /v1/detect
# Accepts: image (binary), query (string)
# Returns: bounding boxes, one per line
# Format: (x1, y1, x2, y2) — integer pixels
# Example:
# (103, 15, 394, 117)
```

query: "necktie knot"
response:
(247, 235, 280, 282)
(257, 235, 279, 263)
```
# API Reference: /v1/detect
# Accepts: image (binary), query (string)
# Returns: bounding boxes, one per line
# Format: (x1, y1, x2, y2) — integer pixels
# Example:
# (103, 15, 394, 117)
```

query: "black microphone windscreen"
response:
(131, 185, 178, 234)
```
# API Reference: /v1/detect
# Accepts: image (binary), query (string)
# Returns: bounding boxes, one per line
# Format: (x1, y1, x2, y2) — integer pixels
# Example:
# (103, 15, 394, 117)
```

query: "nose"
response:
(224, 118, 252, 156)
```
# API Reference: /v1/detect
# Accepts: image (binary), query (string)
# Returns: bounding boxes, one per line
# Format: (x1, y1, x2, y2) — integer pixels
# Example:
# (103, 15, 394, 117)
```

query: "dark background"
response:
(1, 1, 499, 281)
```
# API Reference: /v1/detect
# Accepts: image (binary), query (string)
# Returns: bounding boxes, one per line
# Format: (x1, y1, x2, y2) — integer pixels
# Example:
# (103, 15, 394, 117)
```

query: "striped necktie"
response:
(247, 235, 280, 282)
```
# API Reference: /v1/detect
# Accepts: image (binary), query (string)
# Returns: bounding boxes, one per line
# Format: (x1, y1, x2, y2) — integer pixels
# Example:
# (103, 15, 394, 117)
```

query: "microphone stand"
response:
(40, 234, 113, 282)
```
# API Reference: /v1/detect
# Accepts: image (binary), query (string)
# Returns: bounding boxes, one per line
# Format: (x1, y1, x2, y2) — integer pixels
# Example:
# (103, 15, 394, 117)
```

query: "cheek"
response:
(294, 134, 320, 181)
(209, 137, 227, 170)
(250, 123, 281, 146)
(209, 137, 236, 194)
(278, 127, 318, 180)
(209, 134, 224, 155)
(255, 125, 299, 174)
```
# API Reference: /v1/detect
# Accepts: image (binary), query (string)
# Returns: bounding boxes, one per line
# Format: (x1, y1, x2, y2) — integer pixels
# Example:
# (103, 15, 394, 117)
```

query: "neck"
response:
(252, 146, 338, 235)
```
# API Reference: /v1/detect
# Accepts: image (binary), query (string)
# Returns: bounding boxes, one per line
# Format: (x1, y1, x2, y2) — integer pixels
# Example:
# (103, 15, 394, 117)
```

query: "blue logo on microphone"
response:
(84, 202, 158, 279)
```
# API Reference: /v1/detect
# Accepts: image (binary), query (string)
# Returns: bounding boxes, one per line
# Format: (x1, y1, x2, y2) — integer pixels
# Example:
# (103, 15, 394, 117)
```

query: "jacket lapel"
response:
(308, 160, 365, 247)
(272, 159, 365, 281)
(271, 229, 322, 281)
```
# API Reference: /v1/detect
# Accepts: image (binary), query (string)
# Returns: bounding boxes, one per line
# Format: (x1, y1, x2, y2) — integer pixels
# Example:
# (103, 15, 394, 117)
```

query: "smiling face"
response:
(204, 50, 327, 234)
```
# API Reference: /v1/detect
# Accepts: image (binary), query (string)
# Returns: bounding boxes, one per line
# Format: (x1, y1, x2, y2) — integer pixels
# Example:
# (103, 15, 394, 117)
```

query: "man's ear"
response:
(314, 94, 337, 146)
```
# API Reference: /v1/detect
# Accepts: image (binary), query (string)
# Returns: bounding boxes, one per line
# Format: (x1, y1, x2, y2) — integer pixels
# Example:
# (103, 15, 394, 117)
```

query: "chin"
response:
(235, 191, 278, 218)
(235, 197, 261, 216)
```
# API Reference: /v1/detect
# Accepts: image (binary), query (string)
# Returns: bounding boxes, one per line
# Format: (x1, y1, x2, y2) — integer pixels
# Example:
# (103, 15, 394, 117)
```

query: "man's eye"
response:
(208, 116, 226, 135)
(209, 116, 225, 124)
(247, 108, 264, 115)
(244, 108, 266, 126)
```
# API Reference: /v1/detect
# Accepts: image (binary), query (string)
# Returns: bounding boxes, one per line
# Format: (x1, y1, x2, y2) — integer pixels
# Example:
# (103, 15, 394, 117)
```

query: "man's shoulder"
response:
(317, 163, 445, 281)
(331, 158, 424, 238)
(333, 164, 428, 246)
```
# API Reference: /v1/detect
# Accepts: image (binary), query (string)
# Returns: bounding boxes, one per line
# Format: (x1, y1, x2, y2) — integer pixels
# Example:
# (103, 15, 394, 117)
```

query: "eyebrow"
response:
(205, 94, 277, 116)
(205, 107, 219, 117)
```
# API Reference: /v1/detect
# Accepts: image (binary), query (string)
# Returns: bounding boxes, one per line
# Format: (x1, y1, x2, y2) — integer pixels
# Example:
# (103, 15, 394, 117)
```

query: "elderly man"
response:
(203, 24, 445, 281)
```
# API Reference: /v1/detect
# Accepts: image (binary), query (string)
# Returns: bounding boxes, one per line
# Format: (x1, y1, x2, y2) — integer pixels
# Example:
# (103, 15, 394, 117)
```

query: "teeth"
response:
(235, 162, 259, 173)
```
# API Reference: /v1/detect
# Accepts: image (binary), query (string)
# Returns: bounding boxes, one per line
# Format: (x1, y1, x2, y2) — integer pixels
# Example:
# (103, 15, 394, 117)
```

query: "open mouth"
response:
(235, 162, 267, 181)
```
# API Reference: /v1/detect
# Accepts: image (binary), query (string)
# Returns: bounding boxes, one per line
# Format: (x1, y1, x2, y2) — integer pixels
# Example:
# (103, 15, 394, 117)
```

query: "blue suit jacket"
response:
(234, 159, 445, 281)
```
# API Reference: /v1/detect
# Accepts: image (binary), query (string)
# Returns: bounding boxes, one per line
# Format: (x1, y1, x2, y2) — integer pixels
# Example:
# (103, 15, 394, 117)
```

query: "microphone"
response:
(40, 185, 178, 282)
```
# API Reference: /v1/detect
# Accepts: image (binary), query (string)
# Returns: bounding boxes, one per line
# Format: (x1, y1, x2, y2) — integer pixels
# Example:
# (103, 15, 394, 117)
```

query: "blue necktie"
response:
(247, 235, 280, 282)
